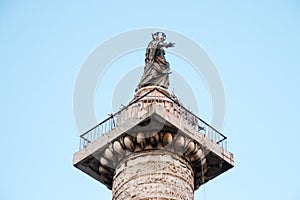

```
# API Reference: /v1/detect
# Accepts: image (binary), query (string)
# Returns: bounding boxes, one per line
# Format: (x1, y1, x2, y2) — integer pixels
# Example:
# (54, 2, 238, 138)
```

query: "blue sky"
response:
(1, 1, 300, 199)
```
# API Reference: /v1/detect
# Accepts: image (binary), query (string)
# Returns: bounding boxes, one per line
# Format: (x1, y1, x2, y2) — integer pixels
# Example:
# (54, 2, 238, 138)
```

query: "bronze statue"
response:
(136, 32, 175, 91)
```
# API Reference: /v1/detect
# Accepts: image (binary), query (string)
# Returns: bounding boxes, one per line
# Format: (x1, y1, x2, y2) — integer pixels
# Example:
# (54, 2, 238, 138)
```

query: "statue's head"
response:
(152, 32, 166, 42)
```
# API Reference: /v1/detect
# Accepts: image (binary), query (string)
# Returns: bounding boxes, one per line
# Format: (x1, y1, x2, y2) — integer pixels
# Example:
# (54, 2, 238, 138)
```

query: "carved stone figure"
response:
(136, 32, 175, 91)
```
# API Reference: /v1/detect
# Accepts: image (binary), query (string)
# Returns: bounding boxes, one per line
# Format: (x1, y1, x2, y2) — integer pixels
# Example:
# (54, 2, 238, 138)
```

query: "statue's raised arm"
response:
(157, 41, 175, 48)
(136, 32, 175, 91)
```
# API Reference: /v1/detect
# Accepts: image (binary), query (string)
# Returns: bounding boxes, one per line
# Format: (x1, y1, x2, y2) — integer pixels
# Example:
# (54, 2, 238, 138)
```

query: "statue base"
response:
(134, 86, 170, 99)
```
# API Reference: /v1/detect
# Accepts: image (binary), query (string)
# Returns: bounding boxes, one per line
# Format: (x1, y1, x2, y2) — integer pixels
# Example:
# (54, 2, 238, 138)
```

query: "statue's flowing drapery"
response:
(136, 39, 172, 91)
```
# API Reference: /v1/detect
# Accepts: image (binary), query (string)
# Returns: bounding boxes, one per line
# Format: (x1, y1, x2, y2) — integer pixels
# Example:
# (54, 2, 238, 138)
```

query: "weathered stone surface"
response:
(112, 152, 194, 200)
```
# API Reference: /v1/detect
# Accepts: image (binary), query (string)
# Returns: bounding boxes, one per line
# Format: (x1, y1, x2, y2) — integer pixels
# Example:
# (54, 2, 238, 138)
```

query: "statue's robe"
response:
(136, 40, 170, 90)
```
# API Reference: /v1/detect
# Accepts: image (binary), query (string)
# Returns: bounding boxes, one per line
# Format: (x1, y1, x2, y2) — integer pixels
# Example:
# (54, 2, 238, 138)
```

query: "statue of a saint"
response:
(136, 32, 175, 91)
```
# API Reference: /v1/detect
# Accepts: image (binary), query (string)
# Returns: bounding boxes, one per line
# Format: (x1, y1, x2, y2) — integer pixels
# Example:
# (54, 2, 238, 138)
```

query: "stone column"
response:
(112, 151, 194, 200)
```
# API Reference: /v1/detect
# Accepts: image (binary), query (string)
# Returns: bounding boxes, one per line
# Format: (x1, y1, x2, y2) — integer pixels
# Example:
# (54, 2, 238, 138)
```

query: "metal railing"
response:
(79, 88, 227, 150)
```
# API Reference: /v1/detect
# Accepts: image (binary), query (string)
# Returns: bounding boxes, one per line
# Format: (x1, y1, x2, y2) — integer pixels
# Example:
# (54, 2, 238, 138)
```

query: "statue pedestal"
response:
(134, 86, 170, 98)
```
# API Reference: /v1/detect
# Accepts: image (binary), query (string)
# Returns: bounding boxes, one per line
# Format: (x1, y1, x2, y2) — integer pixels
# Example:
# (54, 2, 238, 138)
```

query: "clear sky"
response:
(1, 1, 300, 200)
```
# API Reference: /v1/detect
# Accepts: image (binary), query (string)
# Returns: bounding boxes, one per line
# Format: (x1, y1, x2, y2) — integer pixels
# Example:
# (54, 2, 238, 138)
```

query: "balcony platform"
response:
(73, 87, 234, 190)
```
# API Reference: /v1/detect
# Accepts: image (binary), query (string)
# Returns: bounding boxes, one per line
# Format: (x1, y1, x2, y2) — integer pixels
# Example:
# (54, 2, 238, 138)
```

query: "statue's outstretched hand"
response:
(167, 42, 175, 48)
